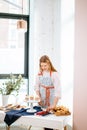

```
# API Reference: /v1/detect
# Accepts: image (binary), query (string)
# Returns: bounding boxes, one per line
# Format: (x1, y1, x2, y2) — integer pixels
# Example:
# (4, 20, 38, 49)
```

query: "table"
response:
(0, 110, 71, 130)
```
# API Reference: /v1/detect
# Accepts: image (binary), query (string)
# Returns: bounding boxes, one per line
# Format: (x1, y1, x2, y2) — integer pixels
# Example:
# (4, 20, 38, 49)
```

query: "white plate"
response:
(24, 100, 40, 103)
(27, 109, 37, 113)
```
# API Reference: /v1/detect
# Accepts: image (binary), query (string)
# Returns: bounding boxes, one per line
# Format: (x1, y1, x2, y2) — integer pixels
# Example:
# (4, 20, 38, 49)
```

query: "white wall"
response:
(73, 0, 87, 129)
(29, 0, 61, 94)
(60, 0, 74, 113)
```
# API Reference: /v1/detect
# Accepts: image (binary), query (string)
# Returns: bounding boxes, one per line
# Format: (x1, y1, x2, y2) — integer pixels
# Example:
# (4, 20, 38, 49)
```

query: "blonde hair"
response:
(39, 55, 57, 72)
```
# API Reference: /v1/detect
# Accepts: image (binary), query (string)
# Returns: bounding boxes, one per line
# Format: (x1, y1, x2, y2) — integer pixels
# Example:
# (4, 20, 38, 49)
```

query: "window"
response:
(0, 0, 29, 78)
(0, 0, 29, 15)
(0, 13, 29, 78)
(0, 1, 29, 105)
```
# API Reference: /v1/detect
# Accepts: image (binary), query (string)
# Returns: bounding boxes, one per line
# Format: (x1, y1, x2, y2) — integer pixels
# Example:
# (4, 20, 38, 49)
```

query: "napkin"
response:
(4, 106, 42, 126)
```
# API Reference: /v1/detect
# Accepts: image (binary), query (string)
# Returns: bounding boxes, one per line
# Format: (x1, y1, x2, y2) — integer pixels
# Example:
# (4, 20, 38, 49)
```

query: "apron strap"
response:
(41, 85, 54, 106)
(38, 71, 52, 76)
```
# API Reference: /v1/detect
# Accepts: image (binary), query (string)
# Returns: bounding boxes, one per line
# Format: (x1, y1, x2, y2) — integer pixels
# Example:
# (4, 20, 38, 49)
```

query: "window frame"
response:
(0, 12, 29, 79)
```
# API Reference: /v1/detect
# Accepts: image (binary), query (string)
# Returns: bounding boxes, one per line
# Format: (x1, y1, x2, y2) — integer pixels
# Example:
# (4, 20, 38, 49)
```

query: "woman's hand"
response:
(38, 100, 44, 106)
(38, 98, 44, 106)
(47, 97, 59, 111)
(46, 105, 55, 111)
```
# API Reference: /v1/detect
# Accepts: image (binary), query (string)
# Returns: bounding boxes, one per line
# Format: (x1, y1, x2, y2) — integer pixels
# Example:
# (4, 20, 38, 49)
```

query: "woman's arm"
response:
(53, 96, 59, 107)
(46, 96, 59, 111)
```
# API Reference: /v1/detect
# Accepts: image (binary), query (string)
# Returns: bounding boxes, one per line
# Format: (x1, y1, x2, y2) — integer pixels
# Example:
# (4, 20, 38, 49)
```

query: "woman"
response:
(34, 55, 61, 130)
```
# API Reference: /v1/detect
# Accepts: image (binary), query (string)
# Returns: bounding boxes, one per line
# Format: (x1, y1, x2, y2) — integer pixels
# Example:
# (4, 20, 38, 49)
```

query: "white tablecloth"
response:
(0, 110, 71, 130)
(0, 111, 5, 123)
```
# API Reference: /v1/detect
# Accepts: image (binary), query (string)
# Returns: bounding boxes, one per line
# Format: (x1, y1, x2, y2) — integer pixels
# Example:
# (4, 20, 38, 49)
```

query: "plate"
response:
(24, 99, 40, 103)
(26, 100, 40, 103)
(27, 109, 37, 113)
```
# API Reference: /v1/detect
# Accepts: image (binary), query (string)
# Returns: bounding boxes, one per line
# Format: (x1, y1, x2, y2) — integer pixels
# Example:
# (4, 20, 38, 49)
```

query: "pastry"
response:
(29, 95, 34, 100)
(34, 96, 40, 101)
(52, 105, 71, 116)
(25, 95, 29, 100)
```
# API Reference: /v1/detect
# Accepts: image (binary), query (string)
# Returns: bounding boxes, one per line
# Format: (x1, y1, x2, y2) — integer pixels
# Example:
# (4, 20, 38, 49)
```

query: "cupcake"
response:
(29, 95, 34, 100)
(35, 96, 40, 101)
(25, 95, 29, 101)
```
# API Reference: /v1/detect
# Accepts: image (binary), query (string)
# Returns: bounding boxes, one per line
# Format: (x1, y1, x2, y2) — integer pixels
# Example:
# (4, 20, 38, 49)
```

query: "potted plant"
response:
(0, 74, 24, 105)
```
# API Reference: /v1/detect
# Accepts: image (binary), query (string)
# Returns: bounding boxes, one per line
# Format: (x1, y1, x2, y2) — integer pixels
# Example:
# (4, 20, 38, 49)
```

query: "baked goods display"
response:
(52, 106, 71, 116)
(0, 106, 4, 111)
(0, 104, 26, 111)
(25, 95, 40, 101)
(24, 95, 40, 113)
(6, 104, 26, 109)
(29, 96, 34, 100)
(34, 96, 40, 101)
(25, 95, 30, 100)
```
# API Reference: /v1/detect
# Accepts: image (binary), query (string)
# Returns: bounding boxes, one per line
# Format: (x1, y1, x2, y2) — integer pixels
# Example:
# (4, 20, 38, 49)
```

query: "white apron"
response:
(39, 72, 54, 108)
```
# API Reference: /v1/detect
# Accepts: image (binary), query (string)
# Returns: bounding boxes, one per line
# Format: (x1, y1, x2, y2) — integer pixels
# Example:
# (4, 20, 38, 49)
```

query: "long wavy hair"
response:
(39, 55, 57, 72)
